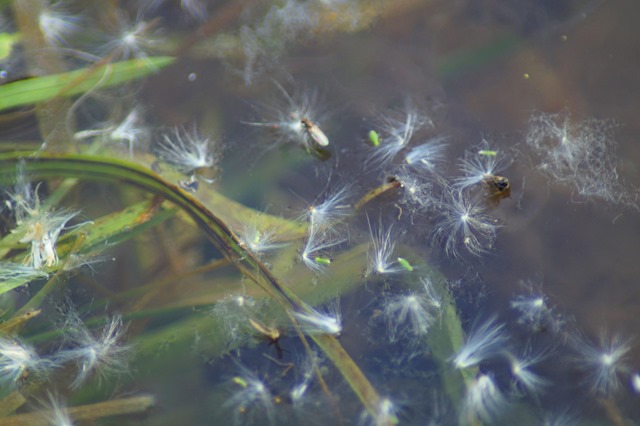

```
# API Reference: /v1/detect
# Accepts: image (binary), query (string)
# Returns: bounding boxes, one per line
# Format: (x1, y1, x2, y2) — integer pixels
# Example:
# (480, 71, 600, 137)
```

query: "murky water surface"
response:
(2, 1, 640, 425)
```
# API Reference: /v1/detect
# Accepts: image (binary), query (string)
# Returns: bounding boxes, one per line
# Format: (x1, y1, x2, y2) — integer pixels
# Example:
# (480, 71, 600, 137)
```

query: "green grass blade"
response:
(0, 151, 384, 419)
(0, 57, 174, 112)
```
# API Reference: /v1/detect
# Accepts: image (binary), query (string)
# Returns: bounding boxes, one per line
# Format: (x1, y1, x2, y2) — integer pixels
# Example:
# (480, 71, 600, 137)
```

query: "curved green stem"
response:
(0, 151, 384, 419)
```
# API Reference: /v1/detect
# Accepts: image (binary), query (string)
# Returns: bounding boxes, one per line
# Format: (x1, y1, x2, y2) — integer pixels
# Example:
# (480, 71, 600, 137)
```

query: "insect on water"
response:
(249, 319, 284, 359)
(484, 174, 511, 203)
(301, 117, 329, 147)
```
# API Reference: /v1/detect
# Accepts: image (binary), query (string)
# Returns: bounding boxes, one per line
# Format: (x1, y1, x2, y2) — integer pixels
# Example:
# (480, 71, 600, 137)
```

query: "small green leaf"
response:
(314, 256, 332, 266)
(397, 257, 414, 272)
(368, 130, 380, 147)
(232, 377, 248, 388)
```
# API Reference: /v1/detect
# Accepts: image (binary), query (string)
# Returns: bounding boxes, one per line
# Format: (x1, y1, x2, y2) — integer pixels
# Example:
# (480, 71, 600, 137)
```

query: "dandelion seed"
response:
(451, 316, 508, 369)
(156, 125, 219, 183)
(430, 189, 501, 259)
(631, 372, 640, 394)
(56, 312, 129, 388)
(571, 330, 631, 396)
(403, 135, 448, 174)
(100, 12, 161, 64)
(75, 107, 148, 157)
(6, 180, 79, 270)
(38, 2, 81, 47)
(293, 301, 342, 336)
(538, 410, 579, 426)
(290, 352, 321, 406)
(420, 277, 443, 312)
(20, 210, 78, 269)
(366, 219, 403, 276)
(303, 184, 353, 229)
(382, 288, 434, 343)
(237, 221, 289, 256)
(510, 292, 548, 328)
(300, 222, 345, 274)
(226, 361, 277, 425)
(462, 373, 506, 424)
(0, 337, 53, 388)
(504, 348, 549, 396)
(367, 101, 431, 168)
(38, 392, 73, 426)
(510, 278, 562, 333)
(359, 397, 400, 426)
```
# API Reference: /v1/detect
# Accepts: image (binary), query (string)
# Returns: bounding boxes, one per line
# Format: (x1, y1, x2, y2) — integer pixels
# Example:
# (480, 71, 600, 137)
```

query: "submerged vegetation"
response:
(0, 0, 638, 425)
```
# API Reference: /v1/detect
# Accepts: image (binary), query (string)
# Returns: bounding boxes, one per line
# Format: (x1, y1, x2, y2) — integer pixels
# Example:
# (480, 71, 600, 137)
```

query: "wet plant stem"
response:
(354, 178, 402, 211)
(11, 0, 73, 150)
(0, 394, 155, 425)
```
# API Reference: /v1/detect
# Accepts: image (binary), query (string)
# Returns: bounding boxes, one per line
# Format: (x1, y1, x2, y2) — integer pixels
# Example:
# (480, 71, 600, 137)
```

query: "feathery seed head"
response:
(300, 222, 345, 274)
(366, 219, 403, 276)
(366, 101, 431, 169)
(0, 337, 54, 388)
(571, 330, 632, 396)
(156, 125, 219, 182)
(6, 179, 79, 270)
(293, 300, 342, 336)
(403, 135, 448, 174)
(226, 361, 277, 425)
(57, 312, 129, 388)
(431, 189, 501, 260)
(504, 348, 550, 396)
(462, 373, 506, 424)
(451, 316, 508, 370)
(38, 2, 81, 47)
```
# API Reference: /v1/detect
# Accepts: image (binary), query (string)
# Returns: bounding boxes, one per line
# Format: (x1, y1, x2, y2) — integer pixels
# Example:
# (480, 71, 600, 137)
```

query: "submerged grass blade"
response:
(0, 309, 41, 336)
(0, 394, 155, 425)
(0, 57, 174, 112)
(0, 391, 27, 417)
(0, 151, 384, 419)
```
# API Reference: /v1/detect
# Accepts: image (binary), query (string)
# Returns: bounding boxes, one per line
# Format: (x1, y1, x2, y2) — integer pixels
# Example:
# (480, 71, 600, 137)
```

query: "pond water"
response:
(1, 0, 640, 425)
